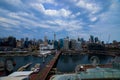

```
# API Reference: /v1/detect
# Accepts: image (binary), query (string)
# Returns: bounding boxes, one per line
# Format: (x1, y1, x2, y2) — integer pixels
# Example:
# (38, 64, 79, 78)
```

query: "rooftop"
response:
(50, 67, 120, 80)
(0, 71, 33, 80)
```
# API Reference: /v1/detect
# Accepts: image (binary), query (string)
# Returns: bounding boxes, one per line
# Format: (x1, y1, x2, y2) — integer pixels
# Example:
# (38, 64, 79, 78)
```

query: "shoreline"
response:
(0, 50, 56, 57)
(0, 50, 119, 57)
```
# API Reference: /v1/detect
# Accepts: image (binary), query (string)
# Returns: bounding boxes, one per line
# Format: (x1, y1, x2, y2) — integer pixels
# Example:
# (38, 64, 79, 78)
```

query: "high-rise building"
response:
(95, 37, 99, 43)
(44, 36, 48, 45)
(80, 38, 85, 45)
(8, 36, 16, 47)
(75, 41, 82, 50)
(54, 40, 58, 49)
(89, 35, 94, 43)
(21, 38, 24, 48)
(59, 39, 64, 49)
(54, 33, 56, 41)
(63, 38, 69, 50)
(70, 39, 76, 50)
(16, 40, 22, 48)
(24, 37, 29, 48)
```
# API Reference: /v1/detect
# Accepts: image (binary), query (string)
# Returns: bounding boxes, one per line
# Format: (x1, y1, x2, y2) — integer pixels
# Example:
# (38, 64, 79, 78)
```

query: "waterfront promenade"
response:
(30, 51, 61, 80)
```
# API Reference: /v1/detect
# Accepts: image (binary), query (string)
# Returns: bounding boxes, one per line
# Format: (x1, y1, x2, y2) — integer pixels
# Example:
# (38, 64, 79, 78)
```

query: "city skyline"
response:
(0, 0, 120, 42)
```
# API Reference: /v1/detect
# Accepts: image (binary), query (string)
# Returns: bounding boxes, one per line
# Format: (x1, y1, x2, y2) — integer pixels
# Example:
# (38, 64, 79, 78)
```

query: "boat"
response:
(31, 63, 40, 73)
(17, 62, 32, 71)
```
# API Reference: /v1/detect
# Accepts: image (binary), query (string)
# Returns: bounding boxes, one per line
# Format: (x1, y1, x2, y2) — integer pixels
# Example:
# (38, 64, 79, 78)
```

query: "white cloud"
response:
(0, 8, 50, 29)
(8, 13, 51, 29)
(31, 3, 45, 12)
(59, 9, 71, 17)
(0, 17, 20, 26)
(89, 0, 120, 42)
(44, 19, 84, 32)
(76, 12, 81, 16)
(45, 9, 58, 16)
(71, 12, 81, 18)
(90, 17, 97, 22)
(1, 0, 119, 41)
(74, 0, 101, 14)
(30, 3, 71, 17)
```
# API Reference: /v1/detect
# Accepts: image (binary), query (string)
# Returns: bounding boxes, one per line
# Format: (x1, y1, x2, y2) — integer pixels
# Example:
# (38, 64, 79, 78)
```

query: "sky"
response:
(0, 0, 120, 42)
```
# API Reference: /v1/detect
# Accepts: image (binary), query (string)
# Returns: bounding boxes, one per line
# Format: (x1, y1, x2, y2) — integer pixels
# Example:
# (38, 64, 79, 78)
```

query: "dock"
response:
(30, 51, 61, 80)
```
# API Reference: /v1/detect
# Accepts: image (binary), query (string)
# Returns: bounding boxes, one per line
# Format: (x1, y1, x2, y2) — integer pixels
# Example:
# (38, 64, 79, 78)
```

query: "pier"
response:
(30, 51, 61, 80)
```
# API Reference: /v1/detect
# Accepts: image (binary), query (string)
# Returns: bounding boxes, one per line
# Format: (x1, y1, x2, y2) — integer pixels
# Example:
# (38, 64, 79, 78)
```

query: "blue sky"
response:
(0, 0, 120, 42)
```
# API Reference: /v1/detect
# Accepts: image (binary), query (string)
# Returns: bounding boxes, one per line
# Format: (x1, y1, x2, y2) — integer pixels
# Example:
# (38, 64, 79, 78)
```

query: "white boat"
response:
(0, 71, 33, 80)
(17, 63, 32, 71)
(31, 63, 40, 73)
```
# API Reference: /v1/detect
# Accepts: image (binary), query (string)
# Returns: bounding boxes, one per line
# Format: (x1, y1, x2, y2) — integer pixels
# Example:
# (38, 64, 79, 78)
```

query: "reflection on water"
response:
(56, 54, 113, 72)
(0, 53, 113, 73)
(0, 55, 54, 71)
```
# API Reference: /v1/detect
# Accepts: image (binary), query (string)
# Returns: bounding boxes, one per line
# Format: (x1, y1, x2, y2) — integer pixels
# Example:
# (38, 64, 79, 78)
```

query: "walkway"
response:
(30, 51, 61, 80)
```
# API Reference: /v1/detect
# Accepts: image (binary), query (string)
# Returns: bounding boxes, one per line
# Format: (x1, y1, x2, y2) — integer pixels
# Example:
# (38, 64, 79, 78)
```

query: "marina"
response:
(0, 50, 117, 80)
(0, 52, 113, 74)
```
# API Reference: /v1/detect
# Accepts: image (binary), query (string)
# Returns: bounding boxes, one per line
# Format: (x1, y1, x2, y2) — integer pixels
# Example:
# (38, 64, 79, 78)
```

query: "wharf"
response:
(30, 51, 61, 80)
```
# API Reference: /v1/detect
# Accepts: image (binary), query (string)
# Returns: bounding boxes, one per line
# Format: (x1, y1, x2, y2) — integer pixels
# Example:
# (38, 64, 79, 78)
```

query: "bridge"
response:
(30, 51, 61, 80)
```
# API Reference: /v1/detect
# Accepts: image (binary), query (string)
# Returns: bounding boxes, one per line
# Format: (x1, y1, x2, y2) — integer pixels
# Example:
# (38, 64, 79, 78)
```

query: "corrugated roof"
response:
(8, 71, 33, 77)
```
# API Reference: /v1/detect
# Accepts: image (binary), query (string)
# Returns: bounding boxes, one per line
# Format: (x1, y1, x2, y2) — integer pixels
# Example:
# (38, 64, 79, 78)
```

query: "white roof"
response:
(8, 71, 33, 77)
(0, 76, 26, 80)
(0, 71, 33, 80)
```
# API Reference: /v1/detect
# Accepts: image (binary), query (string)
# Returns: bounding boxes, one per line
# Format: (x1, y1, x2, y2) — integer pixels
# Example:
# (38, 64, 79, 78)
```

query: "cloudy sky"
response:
(0, 0, 120, 42)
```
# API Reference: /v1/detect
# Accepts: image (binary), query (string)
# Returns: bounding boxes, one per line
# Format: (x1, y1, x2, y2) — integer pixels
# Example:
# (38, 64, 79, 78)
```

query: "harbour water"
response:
(56, 54, 113, 72)
(0, 54, 54, 72)
(0, 53, 113, 73)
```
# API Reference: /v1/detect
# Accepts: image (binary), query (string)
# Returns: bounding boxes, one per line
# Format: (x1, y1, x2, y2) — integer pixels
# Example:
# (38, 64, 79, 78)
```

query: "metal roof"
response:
(50, 67, 120, 80)
(0, 71, 33, 80)
(8, 71, 33, 77)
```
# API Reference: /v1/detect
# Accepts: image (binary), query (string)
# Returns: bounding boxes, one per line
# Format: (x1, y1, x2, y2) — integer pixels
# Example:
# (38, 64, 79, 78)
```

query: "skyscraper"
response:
(54, 33, 56, 41)
(44, 36, 48, 45)
(63, 38, 69, 50)
(59, 39, 64, 49)
(90, 35, 94, 43)
(95, 37, 99, 43)
(70, 39, 76, 50)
